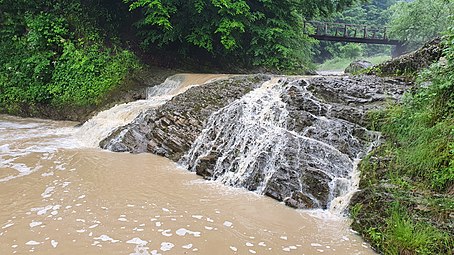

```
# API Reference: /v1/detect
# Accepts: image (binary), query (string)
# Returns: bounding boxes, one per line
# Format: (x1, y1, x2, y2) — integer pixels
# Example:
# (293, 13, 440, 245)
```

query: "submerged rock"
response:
(101, 73, 408, 210)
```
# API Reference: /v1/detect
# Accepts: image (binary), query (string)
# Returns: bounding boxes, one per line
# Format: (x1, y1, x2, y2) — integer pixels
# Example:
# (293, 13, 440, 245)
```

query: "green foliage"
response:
(349, 203, 363, 220)
(49, 43, 139, 106)
(316, 0, 396, 62)
(373, 24, 454, 191)
(351, 21, 454, 255)
(366, 227, 384, 249)
(0, 0, 140, 114)
(126, 0, 357, 71)
(381, 101, 453, 191)
(388, 0, 454, 49)
(382, 203, 452, 255)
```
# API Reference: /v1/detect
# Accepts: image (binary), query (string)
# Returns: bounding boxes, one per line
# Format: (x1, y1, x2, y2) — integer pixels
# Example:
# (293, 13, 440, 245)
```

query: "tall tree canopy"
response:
(125, 0, 359, 70)
(388, 0, 454, 48)
(316, 0, 397, 61)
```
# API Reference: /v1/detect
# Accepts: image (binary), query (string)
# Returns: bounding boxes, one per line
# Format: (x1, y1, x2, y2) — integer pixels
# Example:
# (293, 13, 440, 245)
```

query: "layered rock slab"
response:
(101, 74, 408, 209)
(100, 75, 269, 159)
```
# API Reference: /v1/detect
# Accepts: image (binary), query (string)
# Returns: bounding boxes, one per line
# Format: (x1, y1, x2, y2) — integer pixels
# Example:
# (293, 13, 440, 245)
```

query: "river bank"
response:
(348, 38, 453, 254)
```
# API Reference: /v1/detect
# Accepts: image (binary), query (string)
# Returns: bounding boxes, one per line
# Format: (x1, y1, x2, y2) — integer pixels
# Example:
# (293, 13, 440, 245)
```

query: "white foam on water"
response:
(161, 229, 172, 237)
(175, 228, 201, 237)
(0, 116, 82, 182)
(25, 240, 41, 246)
(94, 234, 120, 243)
(126, 237, 148, 246)
(160, 242, 174, 252)
(223, 221, 233, 227)
(2, 222, 14, 229)
(41, 186, 55, 199)
(182, 244, 193, 249)
(51, 240, 58, 248)
(29, 221, 42, 228)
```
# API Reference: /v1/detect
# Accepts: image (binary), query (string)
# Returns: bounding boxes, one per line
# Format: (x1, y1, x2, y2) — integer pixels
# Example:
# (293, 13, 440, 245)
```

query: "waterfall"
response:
(76, 74, 229, 148)
(76, 75, 184, 147)
(181, 77, 378, 210)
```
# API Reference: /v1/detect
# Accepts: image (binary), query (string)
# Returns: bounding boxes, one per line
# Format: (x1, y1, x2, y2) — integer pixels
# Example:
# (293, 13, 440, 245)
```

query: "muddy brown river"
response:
(0, 75, 376, 255)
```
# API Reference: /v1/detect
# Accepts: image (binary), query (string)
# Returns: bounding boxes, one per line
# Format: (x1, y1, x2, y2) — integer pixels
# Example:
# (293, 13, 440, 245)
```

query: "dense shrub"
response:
(0, 0, 140, 114)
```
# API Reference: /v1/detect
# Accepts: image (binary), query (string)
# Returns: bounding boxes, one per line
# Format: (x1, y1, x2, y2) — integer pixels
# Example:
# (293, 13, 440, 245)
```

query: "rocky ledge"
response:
(368, 38, 444, 76)
(100, 75, 269, 159)
(101, 74, 409, 209)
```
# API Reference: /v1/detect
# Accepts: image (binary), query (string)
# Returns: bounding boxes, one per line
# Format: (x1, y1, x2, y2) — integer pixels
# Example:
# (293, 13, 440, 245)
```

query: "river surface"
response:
(0, 74, 376, 255)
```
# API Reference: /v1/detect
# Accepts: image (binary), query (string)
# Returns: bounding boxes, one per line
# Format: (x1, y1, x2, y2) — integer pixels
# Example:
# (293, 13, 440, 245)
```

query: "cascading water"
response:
(76, 74, 226, 148)
(76, 75, 184, 147)
(181, 77, 379, 211)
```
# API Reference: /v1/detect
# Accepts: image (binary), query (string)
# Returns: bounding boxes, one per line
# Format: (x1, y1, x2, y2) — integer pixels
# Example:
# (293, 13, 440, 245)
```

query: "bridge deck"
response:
(304, 21, 401, 46)
(311, 34, 400, 45)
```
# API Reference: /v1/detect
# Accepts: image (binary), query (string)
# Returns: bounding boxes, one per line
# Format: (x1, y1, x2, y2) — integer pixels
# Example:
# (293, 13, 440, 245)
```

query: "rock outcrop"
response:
(101, 74, 408, 210)
(181, 76, 408, 209)
(369, 38, 444, 76)
(100, 75, 269, 159)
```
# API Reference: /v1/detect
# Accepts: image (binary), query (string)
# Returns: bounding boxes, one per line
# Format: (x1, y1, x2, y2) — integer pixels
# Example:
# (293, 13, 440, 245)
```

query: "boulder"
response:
(344, 60, 373, 74)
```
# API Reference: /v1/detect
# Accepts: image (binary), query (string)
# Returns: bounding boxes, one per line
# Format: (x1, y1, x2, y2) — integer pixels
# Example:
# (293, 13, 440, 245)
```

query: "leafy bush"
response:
(49, 42, 139, 106)
(0, 0, 140, 114)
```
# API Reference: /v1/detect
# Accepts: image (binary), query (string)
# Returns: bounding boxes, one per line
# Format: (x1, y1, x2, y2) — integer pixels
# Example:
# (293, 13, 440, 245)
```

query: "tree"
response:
(388, 0, 454, 48)
(125, 0, 358, 71)
(316, 0, 398, 61)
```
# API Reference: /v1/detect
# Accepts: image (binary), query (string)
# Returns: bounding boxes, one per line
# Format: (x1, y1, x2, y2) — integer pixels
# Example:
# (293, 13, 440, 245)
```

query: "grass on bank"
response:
(350, 43, 454, 254)
(317, 55, 391, 71)
(381, 202, 451, 255)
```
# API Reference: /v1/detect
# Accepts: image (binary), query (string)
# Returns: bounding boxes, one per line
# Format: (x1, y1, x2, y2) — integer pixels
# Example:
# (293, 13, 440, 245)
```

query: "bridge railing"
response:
(304, 21, 391, 41)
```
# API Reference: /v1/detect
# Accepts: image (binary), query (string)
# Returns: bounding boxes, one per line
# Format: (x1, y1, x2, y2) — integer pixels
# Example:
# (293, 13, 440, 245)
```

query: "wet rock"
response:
(180, 76, 407, 209)
(284, 192, 317, 209)
(345, 60, 373, 74)
(101, 73, 409, 210)
(100, 75, 270, 158)
(306, 75, 408, 126)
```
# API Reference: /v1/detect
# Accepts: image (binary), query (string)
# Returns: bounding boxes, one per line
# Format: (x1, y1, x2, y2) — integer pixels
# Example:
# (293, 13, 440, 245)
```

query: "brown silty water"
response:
(0, 74, 376, 255)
